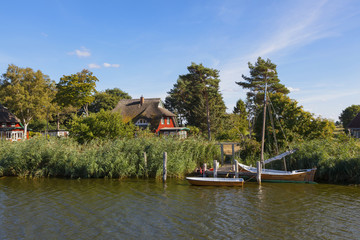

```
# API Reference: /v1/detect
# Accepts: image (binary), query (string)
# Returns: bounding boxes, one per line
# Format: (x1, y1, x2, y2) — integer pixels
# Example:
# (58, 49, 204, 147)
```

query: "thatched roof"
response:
(0, 104, 20, 123)
(112, 98, 176, 121)
(348, 112, 360, 129)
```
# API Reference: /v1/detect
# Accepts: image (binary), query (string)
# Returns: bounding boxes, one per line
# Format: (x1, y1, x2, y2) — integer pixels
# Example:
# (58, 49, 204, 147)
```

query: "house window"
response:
(11, 123, 15, 127)
(136, 119, 148, 126)
(167, 117, 170, 125)
(6, 131, 11, 139)
(161, 117, 164, 124)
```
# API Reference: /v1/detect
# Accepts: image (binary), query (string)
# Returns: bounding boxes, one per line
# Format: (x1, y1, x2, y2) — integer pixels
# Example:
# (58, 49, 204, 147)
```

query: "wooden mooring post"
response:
(232, 144, 235, 164)
(213, 160, 218, 178)
(163, 152, 167, 182)
(203, 163, 207, 177)
(220, 145, 224, 165)
(234, 160, 239, 178)
(256, 161, 262, 184)
(143, 152, 148, 177)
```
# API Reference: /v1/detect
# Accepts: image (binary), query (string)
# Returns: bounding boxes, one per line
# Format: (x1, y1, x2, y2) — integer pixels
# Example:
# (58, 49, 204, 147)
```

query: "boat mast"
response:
(260, 73, 268, 168)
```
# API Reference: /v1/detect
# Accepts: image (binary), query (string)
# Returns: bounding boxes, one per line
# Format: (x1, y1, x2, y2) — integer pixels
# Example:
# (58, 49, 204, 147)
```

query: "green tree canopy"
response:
(55, 69, 98, 116)
(236, 57, 290, 137)
(253, 93, 335, 153)
(236, 57, 289, 106)
(0, 64, 56, 139)
(165, 63, 226, 140)
(339, 105, 360, 129)
(89, 88, 131, 113)
(69, 109, 135, 144)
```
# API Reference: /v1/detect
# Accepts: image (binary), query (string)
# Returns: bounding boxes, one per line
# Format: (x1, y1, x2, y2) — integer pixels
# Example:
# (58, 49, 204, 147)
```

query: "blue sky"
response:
(1, 0, 360, 120)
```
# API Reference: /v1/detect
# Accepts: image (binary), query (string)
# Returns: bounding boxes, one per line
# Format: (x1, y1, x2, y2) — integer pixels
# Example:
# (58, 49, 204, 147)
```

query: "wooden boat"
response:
(186, 177, 244, 186)
(237, 69, 317, 183)
(238, 163, 316, 183)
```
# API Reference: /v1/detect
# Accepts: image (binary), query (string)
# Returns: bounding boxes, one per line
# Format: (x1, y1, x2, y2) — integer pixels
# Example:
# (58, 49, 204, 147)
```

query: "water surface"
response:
(1, 177, 359, 239)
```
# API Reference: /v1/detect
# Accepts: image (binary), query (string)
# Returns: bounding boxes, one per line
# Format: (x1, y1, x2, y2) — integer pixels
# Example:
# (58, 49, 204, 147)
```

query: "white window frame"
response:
(161, 117, 165, 124)
(167, 117, 170, 125)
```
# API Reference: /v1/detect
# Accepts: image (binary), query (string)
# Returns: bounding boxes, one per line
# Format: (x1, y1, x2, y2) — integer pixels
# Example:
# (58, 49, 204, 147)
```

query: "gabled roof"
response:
(112, 98, 176, 120)
(348, 112, 360, 129)
(0, 104, 20, 123)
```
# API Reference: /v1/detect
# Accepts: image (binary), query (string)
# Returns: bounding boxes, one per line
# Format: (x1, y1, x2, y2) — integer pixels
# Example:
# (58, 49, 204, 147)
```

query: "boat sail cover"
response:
(264, 149, 297, 164)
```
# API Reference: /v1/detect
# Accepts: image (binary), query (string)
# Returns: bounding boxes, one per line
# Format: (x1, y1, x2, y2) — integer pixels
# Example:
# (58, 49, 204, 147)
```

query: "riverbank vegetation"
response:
(1, 60, 359, 184)
(0, 137, 219, 179)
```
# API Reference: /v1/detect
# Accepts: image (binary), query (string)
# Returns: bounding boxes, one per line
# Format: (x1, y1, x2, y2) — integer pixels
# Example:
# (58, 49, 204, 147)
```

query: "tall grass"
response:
(288, 136, 360, 184)
(239, 135, 360, 184)
(0, 136, 220, 179)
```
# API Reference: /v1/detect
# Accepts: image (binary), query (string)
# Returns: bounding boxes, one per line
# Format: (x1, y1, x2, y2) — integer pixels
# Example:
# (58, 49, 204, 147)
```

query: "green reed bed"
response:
(238, 135, 360, 184)
(0, 137, 220, 179)
(288, 137, 360, 184)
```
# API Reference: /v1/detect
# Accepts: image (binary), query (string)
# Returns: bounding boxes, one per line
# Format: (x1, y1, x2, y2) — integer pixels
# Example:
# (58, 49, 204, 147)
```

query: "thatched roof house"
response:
(348, 112, 360, 138)
(0, 103, 20, 124)
(0, 104, 27, 141)
(112, 97, 178, 132)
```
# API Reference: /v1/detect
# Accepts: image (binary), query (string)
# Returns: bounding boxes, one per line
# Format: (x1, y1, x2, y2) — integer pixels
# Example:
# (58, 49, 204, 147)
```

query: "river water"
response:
(0, 177, 359, 239)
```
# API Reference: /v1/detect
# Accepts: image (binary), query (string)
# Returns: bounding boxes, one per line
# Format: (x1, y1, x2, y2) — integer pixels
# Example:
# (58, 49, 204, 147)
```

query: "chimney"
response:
(140, 96, 144, 106)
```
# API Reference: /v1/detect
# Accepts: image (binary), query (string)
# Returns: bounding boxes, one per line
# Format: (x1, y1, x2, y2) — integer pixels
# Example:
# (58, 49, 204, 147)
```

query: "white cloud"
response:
(68, 47, 91, 58)
(103, 63, 120, 68)
(218, 0, 347, 114)
(88, 63, 101, 69)
(288, 87, 300, 92)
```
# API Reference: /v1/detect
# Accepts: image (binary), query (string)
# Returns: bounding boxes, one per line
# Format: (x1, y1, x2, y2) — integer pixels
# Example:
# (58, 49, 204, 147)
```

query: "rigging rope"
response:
(267, 95, 292, 151)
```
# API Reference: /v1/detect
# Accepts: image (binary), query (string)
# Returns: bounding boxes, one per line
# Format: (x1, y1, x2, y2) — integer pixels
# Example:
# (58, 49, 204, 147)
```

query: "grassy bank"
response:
(0, 137, 220, 179)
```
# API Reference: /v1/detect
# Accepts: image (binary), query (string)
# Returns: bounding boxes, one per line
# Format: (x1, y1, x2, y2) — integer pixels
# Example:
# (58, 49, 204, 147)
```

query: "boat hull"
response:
(186, 177, 244, 186)
(238, 164, 316, 183)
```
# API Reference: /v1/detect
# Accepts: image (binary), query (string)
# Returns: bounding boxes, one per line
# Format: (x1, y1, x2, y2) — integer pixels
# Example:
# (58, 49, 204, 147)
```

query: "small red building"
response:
(112, 96, 188, 137)
(0, 104, 28, 141)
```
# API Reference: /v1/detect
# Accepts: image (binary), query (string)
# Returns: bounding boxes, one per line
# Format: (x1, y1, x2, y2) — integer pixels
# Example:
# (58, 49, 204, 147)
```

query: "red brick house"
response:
(0, 104, 29, 141)
(112, 97, 188, 137)
(348, 112, 360, 138)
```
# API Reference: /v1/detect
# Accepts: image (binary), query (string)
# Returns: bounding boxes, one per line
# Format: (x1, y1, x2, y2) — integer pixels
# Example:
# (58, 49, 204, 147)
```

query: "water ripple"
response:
(1, 178, 360, 239)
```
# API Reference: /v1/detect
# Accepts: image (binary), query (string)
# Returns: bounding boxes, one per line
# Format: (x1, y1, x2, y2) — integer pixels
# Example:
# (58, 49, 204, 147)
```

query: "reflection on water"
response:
(0, 177, 359, 239)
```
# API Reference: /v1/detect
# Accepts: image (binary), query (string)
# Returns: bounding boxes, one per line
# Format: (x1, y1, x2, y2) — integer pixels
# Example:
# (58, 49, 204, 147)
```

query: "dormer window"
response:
(1, 123, 5, 128)
(161, 117, 165, 124)
(136, 118, 149, 126)
(11, 123, 15, 127)
(167, 117, 170, 125)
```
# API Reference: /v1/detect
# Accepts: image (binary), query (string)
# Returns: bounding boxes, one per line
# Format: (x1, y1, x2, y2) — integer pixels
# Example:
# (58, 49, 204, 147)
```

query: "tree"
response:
(165, 63, 226, 140)
(236, 57, 289, 105)
(339, 105, 360, 129)
(89, 88, 131, 113)
(56, 69, 98, 116)
(69, 109, 135, 143)
(0, 64, 56, 139)
(236, 57, 289, 137)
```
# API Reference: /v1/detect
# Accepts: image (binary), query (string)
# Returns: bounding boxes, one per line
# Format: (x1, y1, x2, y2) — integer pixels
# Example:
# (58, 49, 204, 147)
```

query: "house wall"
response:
(0, 122, 29, 141)
(155, 117, 175, 133)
